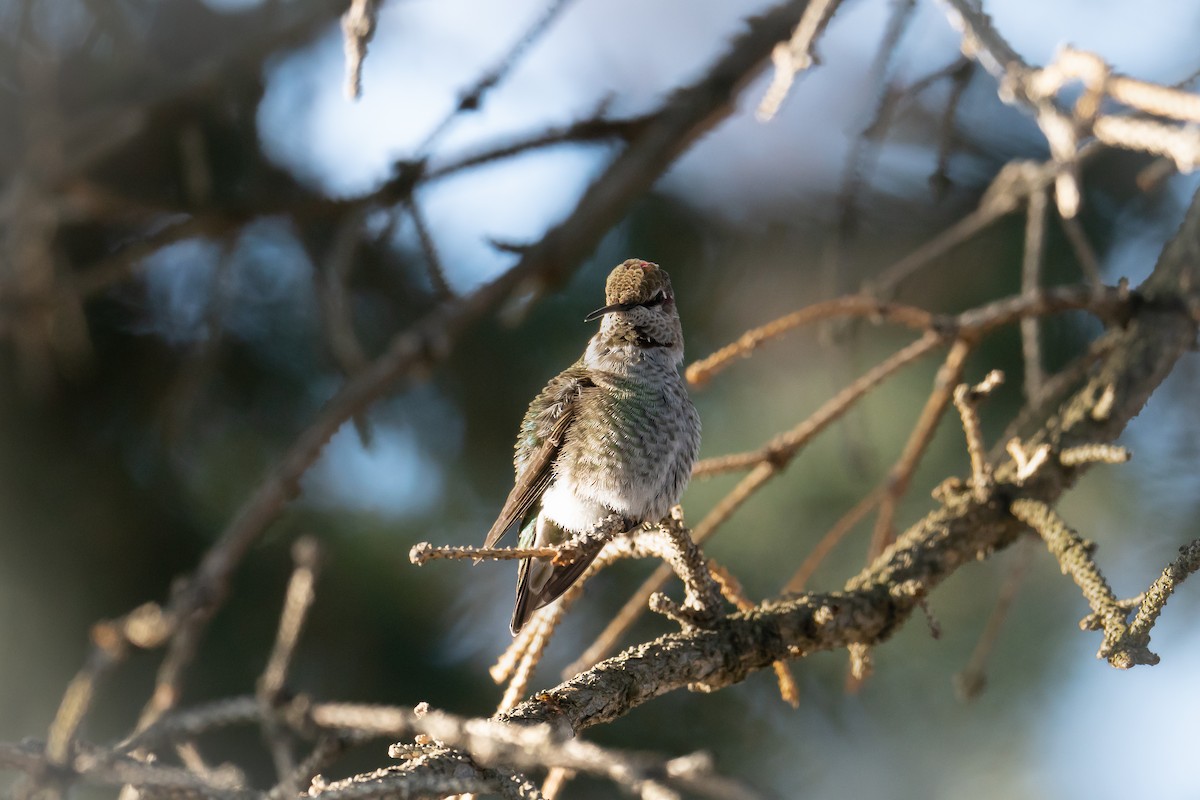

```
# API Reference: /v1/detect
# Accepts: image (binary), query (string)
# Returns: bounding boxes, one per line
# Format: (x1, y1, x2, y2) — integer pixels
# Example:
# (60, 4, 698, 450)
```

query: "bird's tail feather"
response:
(510, 545, 604, 635)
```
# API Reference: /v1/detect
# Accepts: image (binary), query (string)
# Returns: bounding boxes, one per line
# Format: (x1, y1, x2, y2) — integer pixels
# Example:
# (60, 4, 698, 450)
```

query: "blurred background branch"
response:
(3, 1, 1200, 798)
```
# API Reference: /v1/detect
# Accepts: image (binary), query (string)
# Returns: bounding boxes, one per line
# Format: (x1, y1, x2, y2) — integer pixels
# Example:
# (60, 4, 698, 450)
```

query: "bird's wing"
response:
(483, 368, 592, 550)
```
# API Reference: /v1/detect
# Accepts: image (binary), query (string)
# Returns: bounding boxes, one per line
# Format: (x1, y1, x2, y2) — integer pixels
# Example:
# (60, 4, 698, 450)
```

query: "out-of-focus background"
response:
(2, 0, 1200, 797)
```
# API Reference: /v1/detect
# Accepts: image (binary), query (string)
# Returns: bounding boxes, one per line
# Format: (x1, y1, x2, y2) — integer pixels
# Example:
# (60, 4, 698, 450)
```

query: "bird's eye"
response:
(643, 290, 667, 307)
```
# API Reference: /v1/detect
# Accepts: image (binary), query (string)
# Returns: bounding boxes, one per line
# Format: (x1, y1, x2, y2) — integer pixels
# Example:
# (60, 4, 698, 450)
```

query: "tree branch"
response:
(503, 185, 1200, 732)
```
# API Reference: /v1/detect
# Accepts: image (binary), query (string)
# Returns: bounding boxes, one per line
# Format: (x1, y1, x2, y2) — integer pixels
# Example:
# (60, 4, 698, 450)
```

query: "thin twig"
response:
(1119, 538, 1200, 665)
(412, 543, 561, 563)
(341, 0, 378, 100)
(1009, 499, 1127, 659)
(710, 560, 799, 707)
(756, 0, 845, 122)
(697, 333, 944, 533)
(562, 566, 662, 679)
(422, 114, 650, 182)
(266, 736, 347, 800)
(1020, 187, 1048, 400)
(417, 0, 579, 152)
(406, 197, 453, 299)
(930, 59, 975, 198)
(835, 53, 965, 274)
(1058, 443, 1130, 467)
(498, 611, 557, 713)
(689, 282, 1128, 394)
(952, 370, 1005, 502)
(954, 538, 1034, 701)
(784, 484, 885, 592)
(1059, 215, 1104, 288)
(320, 207, 371, 378)
(869, 338, 973, 557)
(686, 296, 934, 388)
(257, 536, 323, 790)
(1006, 437, 1052, 483)
(997, 335, 1116, 449)
(490, 619, 542, 685)
(866, 204, 1011, 298)
(541, 767, 573, 800)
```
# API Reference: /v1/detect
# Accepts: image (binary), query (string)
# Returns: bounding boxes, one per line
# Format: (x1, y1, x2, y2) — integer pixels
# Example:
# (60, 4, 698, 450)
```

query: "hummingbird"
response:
(484, 259, 701, 635)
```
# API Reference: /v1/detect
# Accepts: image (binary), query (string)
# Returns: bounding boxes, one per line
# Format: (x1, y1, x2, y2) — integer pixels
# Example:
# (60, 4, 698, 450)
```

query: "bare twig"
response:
(710, 560, 799, 707)
(1009, 498, 1140, 663)
(835, 53, 967, 274)
(267, 736, 348, 800)
(417, 0, 579, 152)
(931, 59, 975, 198)
(955, 539, 1034, 701)
(406, 197, 452, 299)
(869, 338, 972, 557)
(696, 333, 944, 534)
(1059, 215, 1104, 288)
(541, 767, 573, 800)
(938, 6, 1200, 216)
(319, 207, 371, 378)
(412, 543, 561, 563)
(997, 335, 1116, 448)
(258, 536, 323, 791)
(952, 370, 1005, 502)
(341, 0, 378, 100)
(498, 610, 558, 714)
(2, 740, 250, 800)
(686, 296, 934, 388)
(1006, 437, 1051, 483)
(1020, 187, 1048, 400)
(490, 618, 542, 685)
(42, 602, 173, 766)
(562, 568, 659, 678)
(1058, 443, 1130, 467)
(689, 283, 1129, 393)
(110, 695, 762, 800)
(784, 484, 885, 592)
(422, 114, 650, 182)
(867, 203, 1009, 298)
(1116, 539, 1200, 665)
(757, 0, 845, 121)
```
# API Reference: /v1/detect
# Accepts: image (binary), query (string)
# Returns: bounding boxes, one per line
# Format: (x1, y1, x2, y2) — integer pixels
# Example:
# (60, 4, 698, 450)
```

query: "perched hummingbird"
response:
(484, 259, 701, 635)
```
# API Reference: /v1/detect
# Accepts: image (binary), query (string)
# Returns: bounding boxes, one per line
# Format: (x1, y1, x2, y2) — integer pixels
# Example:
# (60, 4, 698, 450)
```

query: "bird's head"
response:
(584, 259, 683, 361)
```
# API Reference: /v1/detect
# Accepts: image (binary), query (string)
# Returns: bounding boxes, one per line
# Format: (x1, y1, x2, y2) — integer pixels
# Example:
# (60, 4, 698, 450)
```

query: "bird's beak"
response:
(583, 302, 632, 322)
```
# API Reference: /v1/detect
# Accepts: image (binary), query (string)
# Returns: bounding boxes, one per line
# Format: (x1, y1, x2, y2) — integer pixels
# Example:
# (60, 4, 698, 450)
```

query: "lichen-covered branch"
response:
(106, 696, 761, 800)
(1099, 538, 1200, 668)
(503, 183, 1200, 730)
(1009, 498, 1127, 657)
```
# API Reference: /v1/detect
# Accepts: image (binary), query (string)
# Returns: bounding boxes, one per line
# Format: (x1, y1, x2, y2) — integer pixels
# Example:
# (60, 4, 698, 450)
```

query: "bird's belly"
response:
(555, 395, 697, 525)
(539, 482, 610, 534)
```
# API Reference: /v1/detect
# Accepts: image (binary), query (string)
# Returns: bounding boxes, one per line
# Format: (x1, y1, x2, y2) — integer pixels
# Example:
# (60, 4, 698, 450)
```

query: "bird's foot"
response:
(552, 513, 632, 565)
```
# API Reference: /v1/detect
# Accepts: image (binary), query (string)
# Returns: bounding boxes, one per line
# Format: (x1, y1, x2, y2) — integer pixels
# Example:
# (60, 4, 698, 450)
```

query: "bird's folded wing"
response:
(482, 398, 577, 550)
